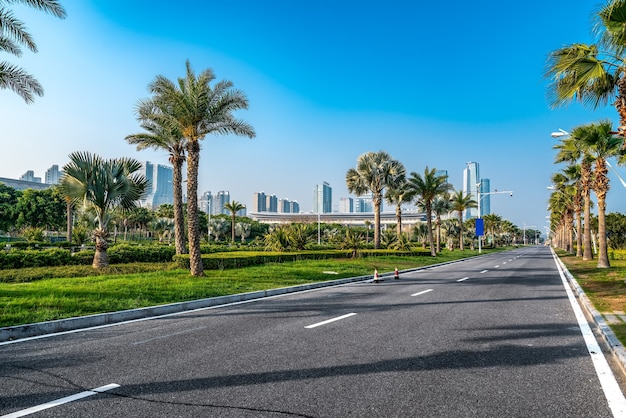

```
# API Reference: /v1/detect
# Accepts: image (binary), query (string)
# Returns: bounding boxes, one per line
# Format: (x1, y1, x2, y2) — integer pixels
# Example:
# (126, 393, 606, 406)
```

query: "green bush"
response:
(0, 248, 73, 269)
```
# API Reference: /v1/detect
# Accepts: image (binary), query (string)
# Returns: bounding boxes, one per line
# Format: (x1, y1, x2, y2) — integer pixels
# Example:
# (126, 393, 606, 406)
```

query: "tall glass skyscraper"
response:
(313, 182, 332, 213)
(463, 162, 479, 219)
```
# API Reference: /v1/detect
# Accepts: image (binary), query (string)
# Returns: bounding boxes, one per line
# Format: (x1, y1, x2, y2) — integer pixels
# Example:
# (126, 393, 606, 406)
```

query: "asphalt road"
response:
(1, 246, 623, 417)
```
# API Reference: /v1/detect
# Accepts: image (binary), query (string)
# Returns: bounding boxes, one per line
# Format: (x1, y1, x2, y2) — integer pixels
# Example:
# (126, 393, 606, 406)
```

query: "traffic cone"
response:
(394, 267, 399, 280)
(374, 268, 379, 283)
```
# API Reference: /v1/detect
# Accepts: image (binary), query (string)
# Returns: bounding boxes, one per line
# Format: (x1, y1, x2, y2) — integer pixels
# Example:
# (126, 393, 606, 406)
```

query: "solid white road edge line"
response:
(456, 277, 469, 282)
(305, 313, 357, 329)
(411, 289, 433, 297)
(1, 384, 120, 418)
(552, 252, 626, 416)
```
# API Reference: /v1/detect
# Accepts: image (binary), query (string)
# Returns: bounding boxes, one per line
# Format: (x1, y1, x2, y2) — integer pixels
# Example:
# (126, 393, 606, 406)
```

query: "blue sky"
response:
(2, 0, 623, 236)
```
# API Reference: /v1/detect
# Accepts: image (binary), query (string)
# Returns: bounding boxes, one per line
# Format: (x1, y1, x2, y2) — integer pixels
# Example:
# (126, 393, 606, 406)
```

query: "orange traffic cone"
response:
(374, 268, 379, 283)
(394, 267, 399, 280)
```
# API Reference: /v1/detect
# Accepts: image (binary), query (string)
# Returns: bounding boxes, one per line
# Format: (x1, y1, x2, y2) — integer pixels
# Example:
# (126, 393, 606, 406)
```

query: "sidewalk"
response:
(555, 255, 626, 375)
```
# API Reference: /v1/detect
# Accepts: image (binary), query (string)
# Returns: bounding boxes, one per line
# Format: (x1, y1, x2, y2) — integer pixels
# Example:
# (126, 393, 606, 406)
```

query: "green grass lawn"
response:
(0, 249, 504, 327)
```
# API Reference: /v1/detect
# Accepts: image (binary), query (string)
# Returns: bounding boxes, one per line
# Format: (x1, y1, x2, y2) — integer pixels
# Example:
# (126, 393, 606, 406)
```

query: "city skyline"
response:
(4, 2, 626, 235)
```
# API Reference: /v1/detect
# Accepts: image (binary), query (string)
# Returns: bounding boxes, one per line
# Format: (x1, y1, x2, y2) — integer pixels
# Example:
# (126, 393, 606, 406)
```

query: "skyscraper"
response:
(313, 182, 332, 213)
(140, 161, 174, 209)
(199, 191, 213, 214)
(215, 191, 230, 215)
(266, 194, 278, 213)
(339, 197, 354, 213)
(252, 192, 266, 212)
(463, 162, 479, 219)
(44, 165, 61, 185)
(480, 178, 490, 217)
(20, 170, 41, 183)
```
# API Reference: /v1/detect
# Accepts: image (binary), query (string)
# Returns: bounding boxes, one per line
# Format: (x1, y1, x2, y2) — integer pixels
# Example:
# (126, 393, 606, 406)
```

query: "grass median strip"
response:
(0, 249, 505, 328)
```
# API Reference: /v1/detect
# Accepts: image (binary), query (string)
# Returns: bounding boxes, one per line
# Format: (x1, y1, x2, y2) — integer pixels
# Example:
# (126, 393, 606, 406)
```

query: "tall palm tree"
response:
(580, 120, 625, 267)
(449, 189, 477, 251)
(224, 200, 245, 242)
(144, 61, 255, 276)
(549, 172, 576, 254)
(126, 104, 187, 255)
(431, 193, 451, 253)
(60, 152, 148, 268)
(346, 151, 406, 249)
(384, 180, 414, 238)
(0, 0, 66, 103)
(546, 0, 626, 137)
(554, 130, 595, 259)
(407, 167, 451, 256)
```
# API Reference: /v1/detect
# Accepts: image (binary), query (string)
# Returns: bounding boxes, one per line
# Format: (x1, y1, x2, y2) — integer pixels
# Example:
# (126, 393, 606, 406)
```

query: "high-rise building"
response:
(290, 201, 300, 214)
(355, 196, 374, 213)
(463, 162, 480, 219)
(20, 170, 41, 183)
(313, 182, 332, 213)
(266, 194, 278, 213)
(278, 198, 291, 213)
(480, 178, 490, 217)
(339, 197, 354, 213)
(252, 192, 267, 212)
(44, 165, 61, 185)
(140, 161, 174, 209)
(215, 191, 230, 215)
(199, 191, 213, 214)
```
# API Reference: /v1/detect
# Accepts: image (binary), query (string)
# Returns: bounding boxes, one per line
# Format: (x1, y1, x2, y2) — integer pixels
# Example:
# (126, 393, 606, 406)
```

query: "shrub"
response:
(107, 244, 176, 264)
(0, 248, 73, 269)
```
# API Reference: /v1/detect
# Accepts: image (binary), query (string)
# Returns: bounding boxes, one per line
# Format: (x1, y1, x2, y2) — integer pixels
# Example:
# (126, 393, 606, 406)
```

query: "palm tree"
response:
(581, 120, 625, 267)
(549, 172, 575, 254)
(0, 0, 66, 103)
(554, 130, 595, 259)
(546, 0, 626, 137)
(407, 167, 451, 256)
(60, 152, 148, 268)
(346, 151, 406, 249)
(126, 104, 187, 255)
(224, 201, 245, 242)
(385, 180, 415, 238)
(449, 189, 477, 251)
(144, 61, 255, 276)
(431, 193, 451, 253)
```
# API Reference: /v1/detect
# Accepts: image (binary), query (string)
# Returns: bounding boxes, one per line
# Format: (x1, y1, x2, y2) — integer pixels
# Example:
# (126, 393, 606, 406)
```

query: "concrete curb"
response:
(0, 254, 480, 343)
(554, 253, 626, 375)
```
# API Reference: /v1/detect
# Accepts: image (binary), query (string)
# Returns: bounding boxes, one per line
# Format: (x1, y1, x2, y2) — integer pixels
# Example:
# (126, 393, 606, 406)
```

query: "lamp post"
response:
(475, 182, 513, 253)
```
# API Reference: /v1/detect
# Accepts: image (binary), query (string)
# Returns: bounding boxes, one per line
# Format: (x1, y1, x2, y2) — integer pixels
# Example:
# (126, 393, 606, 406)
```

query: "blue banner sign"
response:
(476, 218, 484, 236)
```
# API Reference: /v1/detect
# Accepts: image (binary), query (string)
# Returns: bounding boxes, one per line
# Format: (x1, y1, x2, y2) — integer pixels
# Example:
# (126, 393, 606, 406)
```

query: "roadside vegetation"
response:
(0, 248, 507, 327)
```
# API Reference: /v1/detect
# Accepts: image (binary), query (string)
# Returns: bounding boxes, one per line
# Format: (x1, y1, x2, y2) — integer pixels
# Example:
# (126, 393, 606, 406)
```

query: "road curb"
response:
(0, 253, 490, 343)
(554, 254, 626, 375)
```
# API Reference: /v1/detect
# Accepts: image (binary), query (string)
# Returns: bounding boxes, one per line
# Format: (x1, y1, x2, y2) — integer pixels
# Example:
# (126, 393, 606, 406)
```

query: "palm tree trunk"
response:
(231, 213, 236, 242)
(187, 141, 204, 276)
(458, 211, 464, 251)
(436, 217, 441, 253)
(172, 156, 186, 255)
(427, 204, 435, 256)
(92, 228, 109, 268)
(596, 160, 610, 268)
(575, 208, 583, 257)
(396, 203, 402, 238)
(65, 199, 73, 244)
(582, 164, 593, 260)
(373, 195, 381, 249)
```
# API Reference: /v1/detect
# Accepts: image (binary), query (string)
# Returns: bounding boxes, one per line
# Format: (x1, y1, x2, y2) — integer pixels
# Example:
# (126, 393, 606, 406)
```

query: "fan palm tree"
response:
(126, 104, 187, 255)
(385, 180, 415, 238)
(554, 130, 595, 259)
(449, 189, 477, 251)
(143, 61, 255, 276)
(224, 200, 245, 242)
(407, 167, 451, 256)
(546, 0, 626, 137)
(60, 152, 148, 268)
(0, 0, 66, 103)
(346, 151, 406, 249)
(580, 120, 625, 267)
(549, 172, 576, 254)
